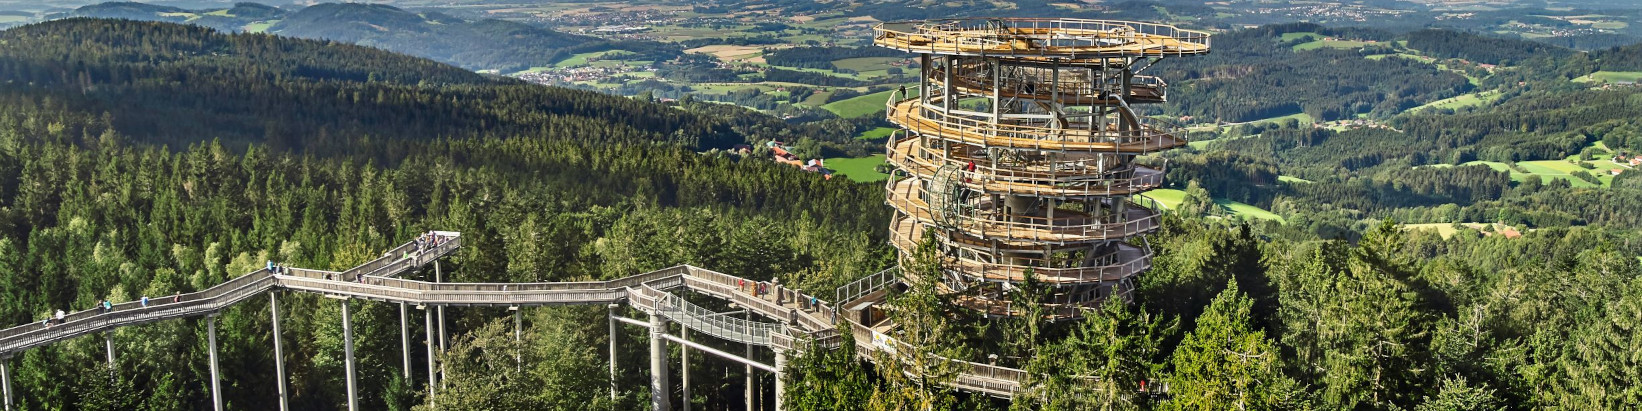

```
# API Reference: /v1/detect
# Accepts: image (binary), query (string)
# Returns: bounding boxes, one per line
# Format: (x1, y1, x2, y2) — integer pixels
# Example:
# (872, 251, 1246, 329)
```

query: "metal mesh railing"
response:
(836, 268, 901, 306)
(647, 287, 782, 346)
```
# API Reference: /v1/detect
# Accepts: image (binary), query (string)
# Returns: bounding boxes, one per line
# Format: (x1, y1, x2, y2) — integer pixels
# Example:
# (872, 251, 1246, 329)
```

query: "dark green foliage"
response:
(1406, 29, 1576, 66)
(1160, 25, 1470, 123)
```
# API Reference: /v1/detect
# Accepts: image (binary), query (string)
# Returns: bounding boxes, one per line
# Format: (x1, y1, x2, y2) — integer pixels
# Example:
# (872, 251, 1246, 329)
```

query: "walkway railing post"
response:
(342, 298, 358, 411)
(400, 302, 411, 379)
(270, 292, 289, 411)
(422, 305, 437, 408)
(1, 354, 12, 411)
(208, 313, 223, 411)
(608, 303, 619, 403)
(649, 313, 671, 411)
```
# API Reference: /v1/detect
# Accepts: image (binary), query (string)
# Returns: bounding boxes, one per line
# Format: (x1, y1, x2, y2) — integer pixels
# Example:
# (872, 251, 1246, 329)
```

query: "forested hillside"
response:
(0, 16, 1639, 411)
(61, 2, 680, 73)
(0, 19, 890, 409)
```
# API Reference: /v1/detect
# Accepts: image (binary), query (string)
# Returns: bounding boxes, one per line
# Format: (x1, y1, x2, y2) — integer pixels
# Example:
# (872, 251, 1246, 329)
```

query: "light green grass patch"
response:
(822, 87, 916, 119)
(1428, 160, 1605, 187)
(1591, 21, 1627, 29)
(1293, 39, 1374, 51)
(833, 57, 903, 72)
(1279, 32, 1320, 42)
(1574, 71, 1642, 84)
(554, 50, 635, 68)
(825, 155, 890, 182)
(1144, 189, 1283, 222)
(801, 89, 834, 106)
(1278, 175, 1313, 184)
(243, 20, 277, 33)
(857, 127, 898, 141)
(1216, 199, 1285, 222)
(1412, 90, 1502, 112)
(1142, 189, 1187, 210)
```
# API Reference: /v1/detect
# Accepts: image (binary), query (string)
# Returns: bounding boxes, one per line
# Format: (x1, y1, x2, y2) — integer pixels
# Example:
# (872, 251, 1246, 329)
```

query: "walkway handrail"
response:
(836, 268, 900, 306)
(0, 233, 1036, 398)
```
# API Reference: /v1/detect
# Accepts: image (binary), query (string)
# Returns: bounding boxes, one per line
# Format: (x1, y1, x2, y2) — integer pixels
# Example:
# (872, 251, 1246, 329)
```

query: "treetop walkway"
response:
(0, 231, 1030, 411)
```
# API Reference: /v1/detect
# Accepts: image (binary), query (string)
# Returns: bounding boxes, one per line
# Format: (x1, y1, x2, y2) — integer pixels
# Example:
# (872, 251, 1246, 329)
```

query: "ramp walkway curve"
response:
(0, 231, 1030, 411)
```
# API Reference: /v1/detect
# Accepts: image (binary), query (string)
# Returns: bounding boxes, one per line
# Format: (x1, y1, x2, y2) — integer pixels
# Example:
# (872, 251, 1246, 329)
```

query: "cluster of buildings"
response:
(513, 64, 654, 86)
(732, 142, 834, 179)
(529, 8, 675, 30)
(1609, 154, 1642, 176)
(1244, 2, 1410, 23)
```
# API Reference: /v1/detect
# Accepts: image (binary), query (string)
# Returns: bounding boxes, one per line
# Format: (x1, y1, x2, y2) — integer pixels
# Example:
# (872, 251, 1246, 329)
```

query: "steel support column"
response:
(434, 261, 447, 390)
(608, 304, 619, 402)
(681, 327, 690, 411)
(423, 305, 437, 407)
(2, 355, 12, 411)
(400, 302, 411, 379)
(745, 310, 755, 411)
(103, 333, 114, 370)
(512, 306, 522, 371)
(271, 292, 289, 411)
(208, 314, 223, 411)
(774, 351, 787, 411)
(649, 313, 671, 411)
(342, 299, 358, 411)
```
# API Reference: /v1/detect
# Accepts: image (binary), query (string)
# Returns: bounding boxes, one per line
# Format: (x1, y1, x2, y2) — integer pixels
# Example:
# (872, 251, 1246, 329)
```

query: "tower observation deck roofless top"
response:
(873, 18, 1209, 320)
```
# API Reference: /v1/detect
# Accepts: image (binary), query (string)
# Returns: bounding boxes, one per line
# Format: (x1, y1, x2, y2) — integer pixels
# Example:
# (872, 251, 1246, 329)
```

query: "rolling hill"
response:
(60, 1, 668, 73)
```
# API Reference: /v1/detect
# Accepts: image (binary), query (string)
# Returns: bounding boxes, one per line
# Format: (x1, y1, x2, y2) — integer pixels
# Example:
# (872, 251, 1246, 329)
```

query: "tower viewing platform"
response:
(874, 18, 1209, 319)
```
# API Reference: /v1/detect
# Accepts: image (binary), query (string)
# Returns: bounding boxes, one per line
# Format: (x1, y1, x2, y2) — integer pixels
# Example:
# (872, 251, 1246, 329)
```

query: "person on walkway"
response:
(173, 292, 180, 303)
(103, 301, 112, 312)
(55, 309, 65, 324)
(141, 296, 148, 307)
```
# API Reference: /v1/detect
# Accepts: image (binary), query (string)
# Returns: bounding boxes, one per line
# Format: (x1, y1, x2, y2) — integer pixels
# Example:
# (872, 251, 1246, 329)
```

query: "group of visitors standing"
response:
(41, 292, 181, 328)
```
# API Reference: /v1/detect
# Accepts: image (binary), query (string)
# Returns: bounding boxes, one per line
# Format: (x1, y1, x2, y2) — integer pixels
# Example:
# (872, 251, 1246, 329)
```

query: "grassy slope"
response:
(822, 88, 915, 118)
(824, 154, 889, 182)
(1144, 189, 1284, 222)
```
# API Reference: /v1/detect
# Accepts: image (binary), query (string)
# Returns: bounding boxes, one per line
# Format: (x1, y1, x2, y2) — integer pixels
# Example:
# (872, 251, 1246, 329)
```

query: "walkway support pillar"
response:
(423, 305, 437, 407)
(681, 327, 690, 411)
(400, 302, 411, 379)
(342, 299, 358, 411)
(745, 311, 755, 411)
(104, 333, 115, 370)
(512, 306, 522, 371)
(608, 304, 619, 402)
(270, 292, 289, 411)
(2, 355, 13, 411)
(649, 313, 671, 411)
(435, 261, 447, 354)
(774, 351, 787, 411)
(208, 314, 223, 411)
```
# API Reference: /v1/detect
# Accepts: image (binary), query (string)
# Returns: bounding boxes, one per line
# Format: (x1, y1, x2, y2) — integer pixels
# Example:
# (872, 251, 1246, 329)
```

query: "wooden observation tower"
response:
(873, 18, 1210, 319)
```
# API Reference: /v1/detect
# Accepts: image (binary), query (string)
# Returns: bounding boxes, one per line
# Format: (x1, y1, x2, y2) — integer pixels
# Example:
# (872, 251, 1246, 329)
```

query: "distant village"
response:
(731, 141, 834, 179)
